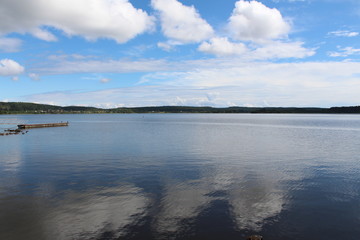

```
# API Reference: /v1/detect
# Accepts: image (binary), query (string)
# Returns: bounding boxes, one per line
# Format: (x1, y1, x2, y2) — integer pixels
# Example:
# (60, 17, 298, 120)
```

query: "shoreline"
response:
(1, 102, 360, 114)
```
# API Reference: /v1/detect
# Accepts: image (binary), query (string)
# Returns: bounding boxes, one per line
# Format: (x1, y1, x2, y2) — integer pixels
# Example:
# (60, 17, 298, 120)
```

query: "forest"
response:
(1, 102, 360, 114)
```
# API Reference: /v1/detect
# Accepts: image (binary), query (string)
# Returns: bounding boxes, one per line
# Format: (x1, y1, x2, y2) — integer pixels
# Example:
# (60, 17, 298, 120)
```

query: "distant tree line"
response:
(1, 102, 360, 114)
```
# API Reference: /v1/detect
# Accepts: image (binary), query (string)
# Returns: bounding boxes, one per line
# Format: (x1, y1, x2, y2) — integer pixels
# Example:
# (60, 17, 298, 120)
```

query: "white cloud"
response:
(28, 73, 40, 81)
(47, 54, 91, 61)
(0, 59, 25, 76)
(31, 57, 171, 75)
(31, 28, 58, 42)
(197, 1, 312, 60)
(22, 61, 360, 108)
(100, 78, 111, 83)
(0, 37, 22, 52)
(328, 30, 359, 37)
(328, 46, 360, 57)
(34, 42, 314, 77)
(151, 0, 214, 44)
(198, 37, 248, 56)
(251, 41, 315, 59)
(138, 61, 360, 107)
(157, 42, 174, 51)
(228, 0, 290, 42)
(0, 0, 154, 43)
(199, 38, 314, 59)
(156, 41, 184, 52)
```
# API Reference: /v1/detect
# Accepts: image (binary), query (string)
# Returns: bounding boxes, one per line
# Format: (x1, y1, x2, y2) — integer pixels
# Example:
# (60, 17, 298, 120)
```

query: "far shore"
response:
(1, 102, 360, 115)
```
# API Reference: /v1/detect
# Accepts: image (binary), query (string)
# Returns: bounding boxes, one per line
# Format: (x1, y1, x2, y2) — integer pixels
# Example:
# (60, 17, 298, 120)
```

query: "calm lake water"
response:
(1, 114, 360, 240)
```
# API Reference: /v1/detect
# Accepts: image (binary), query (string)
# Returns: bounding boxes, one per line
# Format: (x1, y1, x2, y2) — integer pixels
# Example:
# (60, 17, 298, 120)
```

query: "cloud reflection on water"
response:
(2, 114, 359, 239)
(2, 149, 22, 172)
(153, 165, 292, 235)
(150, 117, 320, 235)
(153, 180, 211, 235)
(43, 184, 150, 240)
(0, 138, 23, 172)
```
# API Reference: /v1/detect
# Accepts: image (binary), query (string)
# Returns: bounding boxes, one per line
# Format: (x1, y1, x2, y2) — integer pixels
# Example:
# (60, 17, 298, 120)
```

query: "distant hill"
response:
(1, 102, 360, 114)
(0, 102, 104, 114)
(328, 106, 360, 114)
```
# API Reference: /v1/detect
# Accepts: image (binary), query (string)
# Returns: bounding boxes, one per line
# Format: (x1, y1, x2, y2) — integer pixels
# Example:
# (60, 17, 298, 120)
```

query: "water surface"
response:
(1, 114, 360, 240)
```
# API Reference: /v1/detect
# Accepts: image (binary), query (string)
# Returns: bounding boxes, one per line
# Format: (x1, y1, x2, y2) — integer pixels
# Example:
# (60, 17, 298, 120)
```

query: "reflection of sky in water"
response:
(44, 185, 150, 240)
(0, 132, 23, 172)
(153, 164, 290, 235)
(0, 134, 23, 197)
(1, 114, 360, 239)
(0, 184, 150, 240)
(1, 146, 22, 172)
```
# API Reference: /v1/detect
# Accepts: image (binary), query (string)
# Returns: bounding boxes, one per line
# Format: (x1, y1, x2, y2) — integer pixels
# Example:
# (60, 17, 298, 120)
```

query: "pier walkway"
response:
(17, 122, 69, 129)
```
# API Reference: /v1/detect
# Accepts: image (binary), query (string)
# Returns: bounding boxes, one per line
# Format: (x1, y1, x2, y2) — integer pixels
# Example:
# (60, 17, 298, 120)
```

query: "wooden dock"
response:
(17, 122, 69, 129)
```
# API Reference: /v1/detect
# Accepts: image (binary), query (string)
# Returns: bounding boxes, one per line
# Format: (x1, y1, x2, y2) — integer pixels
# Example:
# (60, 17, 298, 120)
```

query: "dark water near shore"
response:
(1, 114, 360, 240)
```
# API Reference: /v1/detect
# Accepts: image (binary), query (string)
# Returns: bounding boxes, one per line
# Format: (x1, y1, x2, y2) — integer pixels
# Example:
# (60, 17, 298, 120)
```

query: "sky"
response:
(1, 0, 360, 108)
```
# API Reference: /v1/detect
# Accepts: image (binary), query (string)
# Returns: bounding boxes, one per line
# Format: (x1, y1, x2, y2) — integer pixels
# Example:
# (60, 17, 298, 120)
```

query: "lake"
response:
(1, 114, 360, 240)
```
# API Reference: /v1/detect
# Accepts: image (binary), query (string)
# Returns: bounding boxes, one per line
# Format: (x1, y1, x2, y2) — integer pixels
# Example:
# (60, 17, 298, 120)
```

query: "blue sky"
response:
(1, 0, 360, 108)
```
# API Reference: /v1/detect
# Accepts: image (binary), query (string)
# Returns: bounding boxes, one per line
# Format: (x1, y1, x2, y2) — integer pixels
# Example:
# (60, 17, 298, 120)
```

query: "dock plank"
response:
(17, 122, 69, 129)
